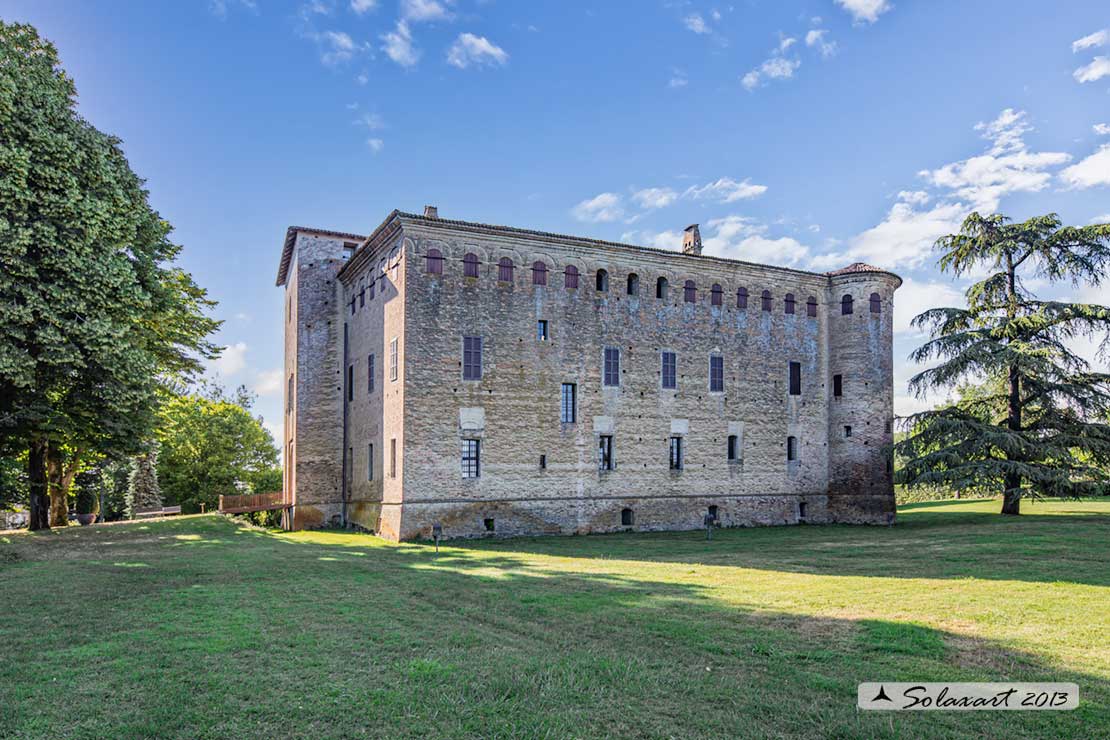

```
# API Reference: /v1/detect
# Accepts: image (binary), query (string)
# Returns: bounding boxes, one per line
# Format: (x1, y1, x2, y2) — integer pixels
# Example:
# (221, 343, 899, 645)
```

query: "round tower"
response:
(825, 263, 902, 524)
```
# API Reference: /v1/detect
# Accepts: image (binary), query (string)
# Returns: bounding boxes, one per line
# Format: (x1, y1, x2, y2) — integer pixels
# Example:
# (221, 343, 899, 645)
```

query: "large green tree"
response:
(897, 213, 1110, 515)
(0, 22, 219, 529)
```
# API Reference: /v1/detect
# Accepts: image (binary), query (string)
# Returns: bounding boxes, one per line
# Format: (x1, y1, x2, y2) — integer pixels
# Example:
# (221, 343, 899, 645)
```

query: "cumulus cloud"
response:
(401, 0, 452, 22)
(255, 369, 284, 397)
(1095, 123, 1110, 136)
(835, 0, 892, 24)
(572, 193, 624, 223)
(446, 33, 509, 68)
(1091, 214, 1110, 225)
(1059, 144, 1110, 189)
(742, 55, 801, 90)
(702, 216, 810, 267)
(350, 0, 377, 13)
(1075, 57, 1110, 83)
(381, 20, 419, 67)
(210, 342, 248, 377)
(684, 14, 710, 34)
(897, 190, 930, 206)
(631, 187, 679, 210)
(684, 177, 768, 202)
(620, 228, 684, 250)
(805, 28, 837, 57)
(1072, 29, 1108, 53)
(892, 277, 964, 335)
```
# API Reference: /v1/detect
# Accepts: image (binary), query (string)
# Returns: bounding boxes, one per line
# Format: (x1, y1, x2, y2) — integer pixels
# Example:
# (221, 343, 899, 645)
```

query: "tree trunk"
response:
(47, 444, 83, 528)
(28, 439, 50, 530)
(1002, 254, 1022, 517)
(1002, 480, 1021, 515)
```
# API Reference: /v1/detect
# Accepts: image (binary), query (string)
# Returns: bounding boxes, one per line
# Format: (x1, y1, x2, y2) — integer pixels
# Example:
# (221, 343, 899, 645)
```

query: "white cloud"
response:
(1059, 144, 1110, 189)
(367, 138, 384, 153)
(572, 193, 624, 223)
(621, 228, 684, 250)
(742, 56, 800, 90)
(668, 71, 688, 88)
(1095, 123, 1110, 136)
(255, 369, 284, 397)
(805, 29, 837, 57)
(263, 419, 283, 446)
(381, 20, 419, 67)
(402, 0, 452, 22)
(973, 107, 1027, 156)
(847, 200, 969, 270)
(355, 70, 369, 85)
(1074, 56, 1110, 83)
(684, 177, 768, 202)
(211, 342, 248, 377)
(779, 36, 797, 52)
(316, 30, 361, 65)
(684, 14, 710, 34)
(835, 0, 892, 24)
(355, 111, 385, 129)
(892, 277, 964, 335)
(897, 190, 930, 206)
(1072, 29, 1108, 53)
(350, 0, 377, 13)
(1091, 214, 1110, 224)
(702, 216, 810, 267)
(631, 187, 678, 209)
(446, 33, 509, 69)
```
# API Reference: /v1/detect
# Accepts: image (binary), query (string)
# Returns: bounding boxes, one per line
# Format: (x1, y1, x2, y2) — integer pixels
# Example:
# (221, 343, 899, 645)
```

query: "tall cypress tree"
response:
(897, 213, 1110, 514)
(126, 442, 163, 518)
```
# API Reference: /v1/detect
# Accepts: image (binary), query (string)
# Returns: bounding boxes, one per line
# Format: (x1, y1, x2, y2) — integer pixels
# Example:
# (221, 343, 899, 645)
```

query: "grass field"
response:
(2, 499, 1108, 739)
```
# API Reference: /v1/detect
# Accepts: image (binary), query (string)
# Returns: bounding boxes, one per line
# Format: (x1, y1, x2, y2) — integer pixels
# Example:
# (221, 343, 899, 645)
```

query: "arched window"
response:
(656, 276, 669, 299)
(737, 287, 748, 309)
(596, 269, 609, 292)
(684, 280, 697, 303)
(869, 292, 882, 314)
(425, 248, 444, 274)
(532, 261, 547, 286)
(806, 296, 817, 317)
(784, 293, 796, 314)
(711, 284, 723, 306)
(462, 253, 480, 278)
(564, 264, 579, 289)
(841, 294, 854, 315)
(621, 508, 634, 526)
(761, 289, 772, 312)
(498, 257, 515, 282)
(627, 273, 639, 296)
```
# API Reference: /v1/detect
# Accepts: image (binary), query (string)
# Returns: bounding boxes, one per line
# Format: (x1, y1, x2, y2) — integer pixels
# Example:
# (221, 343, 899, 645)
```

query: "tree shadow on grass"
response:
(0, 516, 1106, 739)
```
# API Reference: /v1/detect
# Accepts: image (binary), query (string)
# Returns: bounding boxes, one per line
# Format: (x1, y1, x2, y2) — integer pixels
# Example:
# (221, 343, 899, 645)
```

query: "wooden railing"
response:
(218, 491, 289, 514)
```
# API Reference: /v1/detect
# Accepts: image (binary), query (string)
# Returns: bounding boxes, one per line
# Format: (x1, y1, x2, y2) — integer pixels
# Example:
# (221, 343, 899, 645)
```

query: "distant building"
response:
(276, 208, 901, 540)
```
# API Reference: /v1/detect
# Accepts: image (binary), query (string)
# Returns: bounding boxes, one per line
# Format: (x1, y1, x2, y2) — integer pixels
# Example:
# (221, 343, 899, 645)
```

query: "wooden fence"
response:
(218, 491, 289, 514)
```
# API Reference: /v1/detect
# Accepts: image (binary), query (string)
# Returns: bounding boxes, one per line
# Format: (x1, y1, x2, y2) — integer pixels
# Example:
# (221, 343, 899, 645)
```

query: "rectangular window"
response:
(789, 361, 801, 396)
(598, 435, 614, 471)
(463, 336, 482, 380)
(560, 383, 577, 423)
(603, 347, 620, 387)
(537, 320, 548, 341)
(709, 355, 724, 393)
(539, 454, 546, 470)
(787, 436, 798, 461)
(844, 425, 853, 438)
(368, 443, 374, 481)
(368, 354, 375, 393)
(390, 438, 397, 478)
(661, 351, 676, 389)
(389, 338, 399, 382)
(461, 439, 480, 478)
(359, 288, 365, 308)
(833, 374, 842, 398)
(347, 365, 354, 401)
(727, 435, 738, 461)
(669, 437, 683, 470)
(350, 299, 355, 316)
(287, 375, 293, 412)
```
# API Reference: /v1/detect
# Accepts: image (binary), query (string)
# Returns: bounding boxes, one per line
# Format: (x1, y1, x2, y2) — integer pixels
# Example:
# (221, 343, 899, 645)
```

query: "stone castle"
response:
(277, 207, 901, 540)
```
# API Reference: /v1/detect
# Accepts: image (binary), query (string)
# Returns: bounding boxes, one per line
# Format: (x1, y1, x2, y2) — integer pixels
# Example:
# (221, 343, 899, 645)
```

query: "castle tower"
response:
(682, 224, 702, 256)
(276, 227, 365, 529)
(825, 263, 901, 523)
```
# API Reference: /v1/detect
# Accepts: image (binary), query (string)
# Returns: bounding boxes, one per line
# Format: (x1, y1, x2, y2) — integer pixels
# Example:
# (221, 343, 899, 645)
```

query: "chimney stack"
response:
(423, 205, 439, 219)
(682, 224, 702, 256)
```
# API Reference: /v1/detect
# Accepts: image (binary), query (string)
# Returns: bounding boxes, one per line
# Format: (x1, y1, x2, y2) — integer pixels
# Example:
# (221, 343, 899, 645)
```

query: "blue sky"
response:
(5, 0, 1110, 437)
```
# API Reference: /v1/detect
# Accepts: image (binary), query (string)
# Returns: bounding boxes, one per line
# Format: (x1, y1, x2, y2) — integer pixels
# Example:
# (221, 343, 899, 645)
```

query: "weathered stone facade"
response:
(276, 210, 901, 540)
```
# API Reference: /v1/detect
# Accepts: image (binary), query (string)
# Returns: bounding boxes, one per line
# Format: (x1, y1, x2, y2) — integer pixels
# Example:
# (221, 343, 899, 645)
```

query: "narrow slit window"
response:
(833, 374, 842, 398)
(347, 365, 354, 401)
(669, 437, 683, 470)
(789, 361, 801, 396)
(560, 383, 577, 423)
(603, 347, 620, 387)
(787, 436, 798, 461)
(389, 338, 398, 382)
(537, 320, 548, 341)
(598, 435, 614, 471)
(709, 355, 724, 393)
(727, 435, 738, 460)
(844, 425, 853, 438)
(368, 354, 375, 393)
(368, 444, 374, 481)
(661, 351, 677, 390)
(390, 438, 397, 478)
(539, 454, 546, 470)
(359, 288, 365, 307)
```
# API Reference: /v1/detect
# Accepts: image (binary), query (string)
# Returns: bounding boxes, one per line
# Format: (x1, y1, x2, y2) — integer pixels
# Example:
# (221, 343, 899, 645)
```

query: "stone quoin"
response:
(276, 208, 901, 540)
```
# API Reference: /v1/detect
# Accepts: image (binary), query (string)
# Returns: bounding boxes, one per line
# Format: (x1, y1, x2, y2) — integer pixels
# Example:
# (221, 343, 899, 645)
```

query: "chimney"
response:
(423, 205, 439, 219)
(682, 224, 702, 256)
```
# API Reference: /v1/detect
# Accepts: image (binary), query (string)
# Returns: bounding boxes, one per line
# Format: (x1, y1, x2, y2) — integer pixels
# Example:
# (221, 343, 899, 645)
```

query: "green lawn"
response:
(2, 499, 1108, 739)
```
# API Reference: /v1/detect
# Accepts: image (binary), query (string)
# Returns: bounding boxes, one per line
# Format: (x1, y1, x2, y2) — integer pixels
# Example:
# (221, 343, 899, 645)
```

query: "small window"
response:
(833, 374, 842, 398)
(368, 354, 375, 393)
(426, 248, 444, 274)
(737, 287, 749, 309)
(598, 435, 614, 471)
(342, 242, 357, 259)
(389, 338, 399, 382)
(287, 374, 294, 413)
(669, 437, 683, 470)
(390, 438, 397, 478)
(661, 351, 677, 390)
(727, 435, 738, 460)
(463, 336, 482, 380)
(684, 280, 697, 303)
(711, 284, 723, 306)
(799, 501, 808, 520)
(498, 257, 514, 283)
(709, 355, 724, 393)
(462, 439, 480, 478)
(870, 292, 882, 314)
(603, 347, 620, 387)
(596, 269, 609, 292)
(463, 253, 480, 278)
(537, 320, 548, 341)
(368, 444, 374, 481)
(787, 436, 798, 461)
(565, 264, 579, 289)
(784, 293, 796, 314)
(708, 505, 718, 522)
(532, 261, 547, 286)
(789, 361, 801, 396)
(483, 517, 494, 531)
(347, 365, 354, 401)
(560, 383, 577, 423)
(656, 277, 669, 299)
(627, 273, 639, 296)
(845, 425, 853, 438)
(806, 296, 817, 317)
(539, 454, 546, 470)
(841, 294, 854, 315)
(350, 299, 355, 316)
(761, 290, 772, 312)
(621, 508, 633, 526)
(359, 288, 365, 307)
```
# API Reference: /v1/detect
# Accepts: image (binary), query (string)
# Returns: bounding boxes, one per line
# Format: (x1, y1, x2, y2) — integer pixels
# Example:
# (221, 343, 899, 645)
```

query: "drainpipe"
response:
(340, 321, 349, 528)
